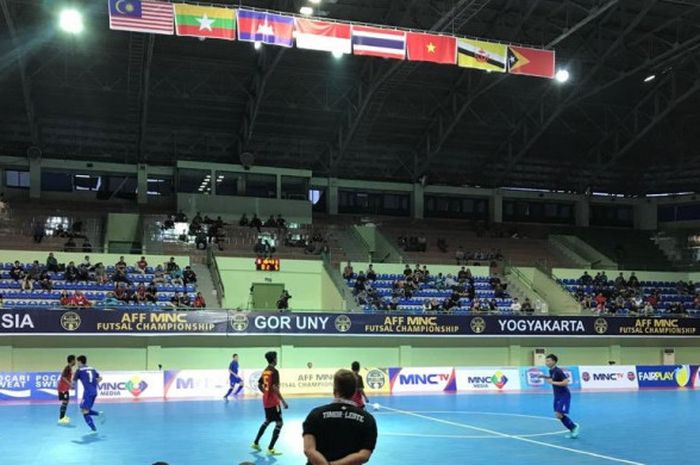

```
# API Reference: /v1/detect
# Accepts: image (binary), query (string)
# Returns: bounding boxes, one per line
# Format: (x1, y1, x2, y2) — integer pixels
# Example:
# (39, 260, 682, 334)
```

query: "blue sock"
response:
(234, 385, 243, 395)
(88, 409, 99, 416)
(84, 414, 96, 431)
(224, 388, 233, 398)
(560, 415, 576, 431)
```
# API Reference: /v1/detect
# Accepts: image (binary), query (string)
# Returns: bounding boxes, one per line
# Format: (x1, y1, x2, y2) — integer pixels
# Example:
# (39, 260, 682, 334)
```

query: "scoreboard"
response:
(255, 257, 281, 271)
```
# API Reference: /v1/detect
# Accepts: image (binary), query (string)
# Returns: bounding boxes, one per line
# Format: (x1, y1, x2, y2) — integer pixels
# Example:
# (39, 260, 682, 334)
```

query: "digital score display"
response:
(255, 257, 281, 271)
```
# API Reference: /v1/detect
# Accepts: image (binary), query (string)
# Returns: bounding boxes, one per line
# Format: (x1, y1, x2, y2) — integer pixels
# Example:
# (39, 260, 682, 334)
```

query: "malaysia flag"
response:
(237, 9, 294, 47)
(351, 25, 406, 60)
(108, 0, 174, 35)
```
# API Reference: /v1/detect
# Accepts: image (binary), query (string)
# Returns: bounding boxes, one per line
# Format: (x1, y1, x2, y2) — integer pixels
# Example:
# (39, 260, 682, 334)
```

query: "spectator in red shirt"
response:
(59, 290, 72, 307)
(71, 291, 91, 308)
(594, 293, 607, 313)
(135, 283, 147, 303)
(192, 292, 206, 308)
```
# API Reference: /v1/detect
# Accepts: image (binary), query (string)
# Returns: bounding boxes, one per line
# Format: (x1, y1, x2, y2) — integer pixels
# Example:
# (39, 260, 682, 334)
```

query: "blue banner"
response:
(636, 365, 696, 389)
(519, 366, 581, 391)
(0, 372, 74, 401)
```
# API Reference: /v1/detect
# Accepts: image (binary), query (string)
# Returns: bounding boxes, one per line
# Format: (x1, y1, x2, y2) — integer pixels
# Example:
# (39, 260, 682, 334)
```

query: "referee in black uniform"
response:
(303, 369, 378, 465)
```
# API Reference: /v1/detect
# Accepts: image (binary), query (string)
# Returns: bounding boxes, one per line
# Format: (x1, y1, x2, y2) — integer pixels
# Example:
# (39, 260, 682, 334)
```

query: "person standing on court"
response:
(303, 369, 378, 465)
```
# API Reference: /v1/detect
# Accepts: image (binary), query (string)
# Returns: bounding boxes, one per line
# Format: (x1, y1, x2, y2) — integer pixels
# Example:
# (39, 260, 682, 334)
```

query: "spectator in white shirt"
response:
(510, 298, 522, 312)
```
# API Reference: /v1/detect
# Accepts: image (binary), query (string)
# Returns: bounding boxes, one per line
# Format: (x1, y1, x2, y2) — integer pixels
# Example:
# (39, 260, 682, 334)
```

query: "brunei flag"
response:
(457, 39, 507, 73)
(174, 4, 236, 41)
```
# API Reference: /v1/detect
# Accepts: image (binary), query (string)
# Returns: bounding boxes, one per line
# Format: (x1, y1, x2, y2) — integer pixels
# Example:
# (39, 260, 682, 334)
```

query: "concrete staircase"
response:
(549, 234, 617, 269)
(191, 263, 221, 309)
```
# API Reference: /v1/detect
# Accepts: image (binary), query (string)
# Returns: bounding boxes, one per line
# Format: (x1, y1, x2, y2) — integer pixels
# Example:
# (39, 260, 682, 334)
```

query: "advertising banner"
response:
(388, 367, 457, 393)
(164, 369, 230, 399)
(3, 309, 700, 337)
(0, 372, 76, 401)
(455, 368, 521, 392)
(362, 368, 391, 396)
(579, 366, 638, 390)
(636, 365, 696, 389)
(519, 366, 581, 391)
(77, 371, 164, 400)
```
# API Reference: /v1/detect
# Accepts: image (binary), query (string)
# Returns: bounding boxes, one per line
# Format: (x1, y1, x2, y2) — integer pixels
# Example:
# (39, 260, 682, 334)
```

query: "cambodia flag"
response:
(237, 9, 294, 47)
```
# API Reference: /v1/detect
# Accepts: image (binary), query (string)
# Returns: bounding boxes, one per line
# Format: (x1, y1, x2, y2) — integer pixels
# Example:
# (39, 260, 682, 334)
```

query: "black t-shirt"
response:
(303, 401, 377, 464)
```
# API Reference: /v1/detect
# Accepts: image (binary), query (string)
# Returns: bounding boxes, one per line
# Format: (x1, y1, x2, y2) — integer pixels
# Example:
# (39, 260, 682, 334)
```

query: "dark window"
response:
(281, 176, 309, 200)
(338, 190, 409, 216)
(590, 205, 633, 227)
(503, 199, 575, 224)
(243, 173, 276, 198)
(5, 170, 29, 188)
(425, 195, 489, 220)
(178, 169, 211, 194)
(214, 171, 241, 196)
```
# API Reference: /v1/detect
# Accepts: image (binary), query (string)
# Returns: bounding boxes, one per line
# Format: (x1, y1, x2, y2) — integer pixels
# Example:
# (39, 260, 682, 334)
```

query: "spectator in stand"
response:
(422, 265, 430, 278)
(366, 265, 377, 281)
(71, 291, 91, 308)
(183, 266, 197, 284)
(112, 267, 132, 285)
(46, 253, 59, 273)
(594, 293, 607, 313)
(102, 292, 120, 307)
(193, 292, 206, 308)
(170, 266, 184, 287)
(28, 260, 42, 281)
(579, 271, 593, 286)
(628, 272, 640, 288)
(135, 284, 147, 304)
(20, 274, 34, 291)
(166, 257, 178, 273)
(77, 262, 90, 282)
(455, 247, 466, 265)
(169, 292, 181, 308)
(10, 261, 24, 281)
(114, 283, 127, 302)
(642, 301, 654, 315)
(175, 210, 187, 222)
(65, 261, 79, 282)
(521, 298, 534, 314)
(146, 282, 158, 304)
(277, 290, 291, 310)
(239, 213, 249, 226)
(123, 284, 136, 303)
(471, 298, 483, 313)
(94, 263, 108, 285)
(249, 214, 263, 232)
(342, 262, 354, 280)
(276, 214, 287, 230)
(60, 290, 72, 306)
(264, 215, 277, 228)
(457, 267, 471, 282)
(136, 256, 148, 274)
(488, 298, 498, 312)
(115, 255, 127, 271)
(179, 292, 191, 307)
(403, 265, 412, 277)
(153, 265, 166, 284)
(38, 270, 52, 291)
(162, 215, 175, 231)
(615, 273, 627, 290)
(82, 239, 92, 253)
(32, 221, 45, 244)
(510, 298, 522, 313)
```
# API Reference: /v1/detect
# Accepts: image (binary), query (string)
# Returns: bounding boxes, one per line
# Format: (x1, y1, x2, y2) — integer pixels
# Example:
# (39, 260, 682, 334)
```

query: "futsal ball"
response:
(372, 403, 380, 411)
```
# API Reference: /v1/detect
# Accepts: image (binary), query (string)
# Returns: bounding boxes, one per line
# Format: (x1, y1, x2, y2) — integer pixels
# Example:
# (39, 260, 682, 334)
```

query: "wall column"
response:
(413, 183, 424, 219)
(276, 174, 282, 200)
(328, 178, 338, 215)
(29, 157, 41, 199)
(491, 190, 503, 223)
(399, 345, 412, 367)
(137, 164, 148, 205)
(634, 201, 658, 230)
(0, 346, 11, 371)
(146, 345, 162, 370)
(575, 197, 590, 227)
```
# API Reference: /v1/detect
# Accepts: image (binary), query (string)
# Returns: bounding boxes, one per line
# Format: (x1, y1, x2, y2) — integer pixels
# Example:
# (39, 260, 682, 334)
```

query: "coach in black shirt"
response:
(303, 369, 377, 465)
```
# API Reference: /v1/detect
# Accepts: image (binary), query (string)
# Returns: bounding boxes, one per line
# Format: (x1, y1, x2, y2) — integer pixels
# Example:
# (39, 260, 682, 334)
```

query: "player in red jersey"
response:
(251, 351, 288, 456)
(57, 354, 76, 425)
(351, 361, 370, 409)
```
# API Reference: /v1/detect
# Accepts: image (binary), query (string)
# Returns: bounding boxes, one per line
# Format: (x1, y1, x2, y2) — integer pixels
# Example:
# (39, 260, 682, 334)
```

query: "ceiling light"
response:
(309, 0, 321, 3)
(300, 6, 313, 15)
(59, 8, 84, 34)
(554, 69, 570, 83)
(331, 49, 344, 59)
(643, 74, 656, 83)
(254, 41, 262, 50)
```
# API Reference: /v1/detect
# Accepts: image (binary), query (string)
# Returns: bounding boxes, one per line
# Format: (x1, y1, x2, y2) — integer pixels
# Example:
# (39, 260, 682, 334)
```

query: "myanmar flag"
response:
(174, 4, 236, 41)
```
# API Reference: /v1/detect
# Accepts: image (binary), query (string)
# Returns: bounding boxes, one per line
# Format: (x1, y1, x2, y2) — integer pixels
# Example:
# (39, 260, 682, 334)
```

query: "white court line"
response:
(380, 405, 646, 465)
(383, 430, 567, 440)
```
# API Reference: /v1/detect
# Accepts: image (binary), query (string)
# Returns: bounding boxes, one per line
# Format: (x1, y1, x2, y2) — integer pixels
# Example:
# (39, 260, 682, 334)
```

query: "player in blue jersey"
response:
(541, 354, 580, 438)
(223, 353, 244, 400)
(73, 355, 105, 433)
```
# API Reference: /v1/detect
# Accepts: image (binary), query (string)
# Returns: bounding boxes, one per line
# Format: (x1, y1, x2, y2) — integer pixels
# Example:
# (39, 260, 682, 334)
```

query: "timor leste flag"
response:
(507, 45, 555, 79)
(174, 4, 236, 41)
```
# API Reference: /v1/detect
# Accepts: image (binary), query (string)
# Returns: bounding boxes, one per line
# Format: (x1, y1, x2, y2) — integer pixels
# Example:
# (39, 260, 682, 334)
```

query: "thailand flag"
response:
(237, 9, 294, 47)
(351, 25, 406, 60)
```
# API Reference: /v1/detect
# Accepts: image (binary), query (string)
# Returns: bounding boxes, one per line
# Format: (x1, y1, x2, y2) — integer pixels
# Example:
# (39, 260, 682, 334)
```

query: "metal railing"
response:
(207, 247, 225, 306)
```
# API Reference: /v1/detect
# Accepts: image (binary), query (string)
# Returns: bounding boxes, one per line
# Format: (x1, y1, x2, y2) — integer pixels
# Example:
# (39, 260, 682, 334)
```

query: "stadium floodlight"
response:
(331, 49, 344, 59)
(254, 41, 262, 50)
(300, 6, 313, 15)
(644, 74, 656, 83)
(59, 8, 84, 34)
(555, 69, 570, 83)
(309, 0, 321, 4)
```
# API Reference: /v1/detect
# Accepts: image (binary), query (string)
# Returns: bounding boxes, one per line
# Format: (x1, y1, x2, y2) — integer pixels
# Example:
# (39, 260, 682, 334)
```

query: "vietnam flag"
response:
(406, 32, 456, 64)
(174, 4, 236, 40)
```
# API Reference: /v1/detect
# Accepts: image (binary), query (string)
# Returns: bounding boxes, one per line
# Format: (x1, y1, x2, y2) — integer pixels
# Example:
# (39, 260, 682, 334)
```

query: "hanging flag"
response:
(294, 18, 351, 54)
(237, 9, 294, 47)
(406, 32, 456, 65)
(174, 4, 236, 41)
(507, 46, 555, 79)
(108, 0, 174, 35)
(457, 38, 507, 73)
(351, 25, 406, 60)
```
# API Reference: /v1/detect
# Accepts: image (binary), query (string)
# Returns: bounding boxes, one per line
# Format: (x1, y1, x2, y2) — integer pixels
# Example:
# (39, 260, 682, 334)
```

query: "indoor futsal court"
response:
(4, 390, 694, 465)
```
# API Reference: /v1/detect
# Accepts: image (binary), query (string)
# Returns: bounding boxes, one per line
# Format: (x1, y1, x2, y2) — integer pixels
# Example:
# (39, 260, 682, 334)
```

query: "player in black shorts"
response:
(57, 354, 76, 425)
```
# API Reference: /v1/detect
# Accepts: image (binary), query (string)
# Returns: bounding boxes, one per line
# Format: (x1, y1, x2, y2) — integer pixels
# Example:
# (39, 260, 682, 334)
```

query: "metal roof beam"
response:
(136, 34, 154, 162)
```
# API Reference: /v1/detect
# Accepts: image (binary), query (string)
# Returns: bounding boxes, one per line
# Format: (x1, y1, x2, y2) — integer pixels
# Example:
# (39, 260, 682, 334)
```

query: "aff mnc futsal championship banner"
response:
(2, 310, 700, 337)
